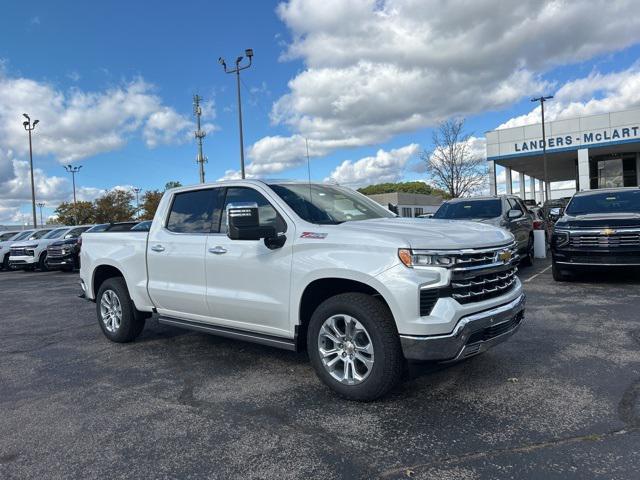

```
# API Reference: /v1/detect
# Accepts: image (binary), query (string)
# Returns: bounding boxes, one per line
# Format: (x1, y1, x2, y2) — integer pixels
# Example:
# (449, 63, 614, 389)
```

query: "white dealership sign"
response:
(486, 108, 640, 160)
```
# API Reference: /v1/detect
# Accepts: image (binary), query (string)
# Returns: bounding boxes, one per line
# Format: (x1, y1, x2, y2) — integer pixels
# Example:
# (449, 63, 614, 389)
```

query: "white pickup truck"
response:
(80, 180, 525, 400)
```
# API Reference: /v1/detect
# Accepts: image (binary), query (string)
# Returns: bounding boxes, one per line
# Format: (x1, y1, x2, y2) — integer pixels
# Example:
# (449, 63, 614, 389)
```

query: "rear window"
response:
(166, 188, 224, 233)
(565, 190, 640, 215)
(434, 199, 502, 219)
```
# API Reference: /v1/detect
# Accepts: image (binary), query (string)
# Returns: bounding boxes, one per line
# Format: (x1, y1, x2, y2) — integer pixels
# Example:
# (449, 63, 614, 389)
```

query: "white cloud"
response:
(0, 70, 209, 163)
(499, 65, 640, 129)
(325, 143, 419, 186)
(238, 0, 640, 176)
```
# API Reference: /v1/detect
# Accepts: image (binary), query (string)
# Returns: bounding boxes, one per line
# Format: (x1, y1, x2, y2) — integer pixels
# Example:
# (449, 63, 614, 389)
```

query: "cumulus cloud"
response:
(239, 0, 640, 176)
(325, 143, 419, 186)
(0, 70, 210, 163)
(498, 65, 640, 128)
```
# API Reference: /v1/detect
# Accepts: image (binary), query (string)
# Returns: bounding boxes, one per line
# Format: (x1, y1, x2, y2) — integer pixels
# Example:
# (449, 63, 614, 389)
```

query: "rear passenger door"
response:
(147, 187, 225, 321)
(506, 198, 529, 251)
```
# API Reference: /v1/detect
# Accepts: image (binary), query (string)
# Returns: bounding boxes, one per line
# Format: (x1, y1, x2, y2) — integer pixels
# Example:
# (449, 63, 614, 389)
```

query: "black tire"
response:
(521, 235, 534, 267)
(1, 253, 8, 270)
(38, 252, 49, 271)
(307, 292, 403, 401)
(96, 277, 145, 343)
(552, 259, 570, 281)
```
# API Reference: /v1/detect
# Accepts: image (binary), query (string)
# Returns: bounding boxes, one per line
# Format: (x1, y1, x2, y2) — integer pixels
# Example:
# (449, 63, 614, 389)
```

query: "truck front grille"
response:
(419, 289, 439, 316)
(10, 248, 31, 257)
(570, 231, 640, 248)
(450, 265, 518, 304)
(48, 247, 65, 257)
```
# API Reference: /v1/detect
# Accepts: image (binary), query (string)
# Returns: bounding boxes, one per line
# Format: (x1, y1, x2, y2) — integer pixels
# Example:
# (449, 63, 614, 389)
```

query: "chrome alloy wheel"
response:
(317, 314, 374, 385)
(100, 289, 122, 333)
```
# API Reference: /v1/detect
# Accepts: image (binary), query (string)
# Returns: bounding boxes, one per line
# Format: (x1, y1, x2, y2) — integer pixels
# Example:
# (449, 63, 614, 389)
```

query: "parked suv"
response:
(8, 227, 70, 271)
(46, 225, 94, 271)
(433, 195, 535, 265)
(551, 187, 640, 280)
(0, 230, 26, 270)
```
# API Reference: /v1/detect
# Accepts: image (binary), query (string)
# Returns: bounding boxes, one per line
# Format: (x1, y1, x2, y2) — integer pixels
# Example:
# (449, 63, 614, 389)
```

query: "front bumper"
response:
(552, 248, 640, 266)
(46, 253, 75, 267)
(400, 293, 526, 361)
(8, 255, 36, 267)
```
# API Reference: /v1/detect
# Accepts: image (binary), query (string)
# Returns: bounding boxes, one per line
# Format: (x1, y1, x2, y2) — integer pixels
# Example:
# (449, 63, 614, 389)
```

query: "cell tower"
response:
(193, 94, 207, 183)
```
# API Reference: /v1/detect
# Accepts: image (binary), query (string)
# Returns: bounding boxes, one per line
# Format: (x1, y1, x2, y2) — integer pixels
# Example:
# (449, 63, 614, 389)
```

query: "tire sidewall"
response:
(96, 277, 140, 342)
(307, 293, 401, 400)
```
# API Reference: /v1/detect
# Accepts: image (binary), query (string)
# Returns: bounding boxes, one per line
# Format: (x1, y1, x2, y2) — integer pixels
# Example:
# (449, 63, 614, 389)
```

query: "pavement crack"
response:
(378, 427, 638, 479)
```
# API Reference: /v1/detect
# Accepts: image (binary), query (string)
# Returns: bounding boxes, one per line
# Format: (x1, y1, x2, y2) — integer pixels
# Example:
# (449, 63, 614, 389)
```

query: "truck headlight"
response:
(552, 230, 570, 248)
(398, 249, 455, 268)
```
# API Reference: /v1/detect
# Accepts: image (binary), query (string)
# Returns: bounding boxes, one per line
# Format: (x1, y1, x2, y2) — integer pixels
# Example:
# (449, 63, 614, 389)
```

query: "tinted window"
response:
(86, 224, 109, 233)
(0, 232, 18, 241)
(12, 231, 34, 241)
(223, 187, 286, 232)
(30, 230, 52, 240)
(131, 221, 152, 231)
(167, 188, 224, 233)
(64, 227, 90, 238)
(565, 190, 640, 215)
(43, 228, 69, 239)
(105, 223, 138, 232)
(507, 198, 523, 213)
(434, 199, 502, 219)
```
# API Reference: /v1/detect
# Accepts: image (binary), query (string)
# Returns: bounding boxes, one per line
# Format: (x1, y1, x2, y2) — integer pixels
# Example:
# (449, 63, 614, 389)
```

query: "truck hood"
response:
(556, 213, 640, 230)
(335, 217, 513, 250)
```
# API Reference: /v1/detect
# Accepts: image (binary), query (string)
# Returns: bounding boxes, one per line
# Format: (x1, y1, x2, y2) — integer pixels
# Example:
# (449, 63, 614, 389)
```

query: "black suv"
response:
(550, 187, 640, 280)
(433, 195, 535, 265)
(46, 225, 93, 271)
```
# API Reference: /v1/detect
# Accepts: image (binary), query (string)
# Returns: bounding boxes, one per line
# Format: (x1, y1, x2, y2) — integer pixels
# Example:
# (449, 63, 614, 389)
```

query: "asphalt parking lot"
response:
(1, 261, 639, 480)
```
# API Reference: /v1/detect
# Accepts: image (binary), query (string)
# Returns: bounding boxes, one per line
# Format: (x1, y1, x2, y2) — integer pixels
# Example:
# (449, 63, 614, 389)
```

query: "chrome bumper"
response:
(400, 293, 526, 361)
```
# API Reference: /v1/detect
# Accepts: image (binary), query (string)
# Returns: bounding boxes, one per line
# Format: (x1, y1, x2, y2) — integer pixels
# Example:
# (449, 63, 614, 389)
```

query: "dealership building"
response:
(486, 107, 640, 202)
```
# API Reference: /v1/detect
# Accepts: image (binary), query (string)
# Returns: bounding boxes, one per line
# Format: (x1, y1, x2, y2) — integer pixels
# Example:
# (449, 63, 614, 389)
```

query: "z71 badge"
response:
(300, 232, 328, 239)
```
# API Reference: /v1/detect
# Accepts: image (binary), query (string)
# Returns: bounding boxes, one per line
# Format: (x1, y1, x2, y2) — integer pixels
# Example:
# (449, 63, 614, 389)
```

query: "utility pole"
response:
(63, 165, 82, 203)
(193, 94, 207, 183)
(531, 95, 553, 201)
(219, 48, 254, 179)
(37, 202, 45, 227)
(22, 114, 39, 228)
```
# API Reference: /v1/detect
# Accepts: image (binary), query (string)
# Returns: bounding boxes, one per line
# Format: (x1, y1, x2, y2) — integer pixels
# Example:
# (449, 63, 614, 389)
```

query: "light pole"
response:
(531, 95, 553, 201)
(22, 114, 39, 228)
(37, 202, 45, 227)
(63, 165, 82, 203)
(219, 48, 254, 179)
(193, 94, 207, 183)
(132, 187, 142, 217)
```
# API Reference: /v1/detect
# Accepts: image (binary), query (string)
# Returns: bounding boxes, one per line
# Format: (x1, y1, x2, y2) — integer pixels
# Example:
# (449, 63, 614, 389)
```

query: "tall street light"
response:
(531, 95, 553, 201)
(22, 114, 39, 228)
(37, 202, 45, 227)
(132, 187, 142, 216)
(63, 165, 82, 203)
(219, 48, 254, 179)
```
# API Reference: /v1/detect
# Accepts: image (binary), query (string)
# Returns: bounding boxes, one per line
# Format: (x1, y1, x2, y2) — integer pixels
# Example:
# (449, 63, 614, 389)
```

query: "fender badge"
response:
(300, 232, 327, 239)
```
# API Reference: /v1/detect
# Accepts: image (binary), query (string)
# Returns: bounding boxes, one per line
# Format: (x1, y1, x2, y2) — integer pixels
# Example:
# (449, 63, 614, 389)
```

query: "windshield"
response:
(43, 228, 69, 239)
(434, 199, 502, 219)
(29, 230, 52, 240)
(12, 230, 34, 241)
(0, 232, 18, 241)
(565, 190, 640, 215)
(271, 184, 394, 224)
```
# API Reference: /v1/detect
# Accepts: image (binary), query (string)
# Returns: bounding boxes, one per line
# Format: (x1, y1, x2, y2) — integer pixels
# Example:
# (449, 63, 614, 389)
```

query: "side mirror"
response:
(226, 203, 285, 249)
(549, 207, 562, 217)
(507, 209, 523, 220)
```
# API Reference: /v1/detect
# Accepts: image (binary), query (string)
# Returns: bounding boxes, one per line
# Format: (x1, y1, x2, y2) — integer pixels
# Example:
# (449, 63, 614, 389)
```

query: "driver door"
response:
(204, 185, 294, 337)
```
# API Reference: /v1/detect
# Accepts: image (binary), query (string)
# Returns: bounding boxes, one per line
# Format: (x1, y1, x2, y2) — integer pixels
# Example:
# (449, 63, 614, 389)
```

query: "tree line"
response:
(53, 181, 182, 226)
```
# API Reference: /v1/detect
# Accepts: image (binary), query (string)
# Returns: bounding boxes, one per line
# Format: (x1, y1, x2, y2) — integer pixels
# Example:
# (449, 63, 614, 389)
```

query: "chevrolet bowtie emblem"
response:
(601, 228, 616, 236)
(497, 250, 512, 263)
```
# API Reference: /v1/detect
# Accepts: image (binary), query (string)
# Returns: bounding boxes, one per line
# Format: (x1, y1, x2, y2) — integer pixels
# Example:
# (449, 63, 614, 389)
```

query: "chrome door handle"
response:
(150, 244, 165, 252)
(208, 246, 227, 255)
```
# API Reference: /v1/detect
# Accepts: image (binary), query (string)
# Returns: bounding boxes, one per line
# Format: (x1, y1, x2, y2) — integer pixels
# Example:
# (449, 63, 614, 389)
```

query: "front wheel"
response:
(307, 292, 403, 401)
(96, 277, 145, 342)
(38, 252, 49, 271)
(552, 260, 571, 281)
(521, 236, 534, 267)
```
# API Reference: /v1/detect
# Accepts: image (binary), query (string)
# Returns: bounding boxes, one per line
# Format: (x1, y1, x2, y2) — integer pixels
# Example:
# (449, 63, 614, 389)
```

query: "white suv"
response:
(9, 227, 75, 271)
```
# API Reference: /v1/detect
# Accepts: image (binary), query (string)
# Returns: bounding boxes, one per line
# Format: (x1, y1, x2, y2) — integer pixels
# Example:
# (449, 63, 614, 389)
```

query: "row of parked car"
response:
(0, 220, 151, 272)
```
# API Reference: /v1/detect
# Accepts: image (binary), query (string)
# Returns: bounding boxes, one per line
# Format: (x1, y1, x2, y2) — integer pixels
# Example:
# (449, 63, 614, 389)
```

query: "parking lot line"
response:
(523, 265, 552, 283)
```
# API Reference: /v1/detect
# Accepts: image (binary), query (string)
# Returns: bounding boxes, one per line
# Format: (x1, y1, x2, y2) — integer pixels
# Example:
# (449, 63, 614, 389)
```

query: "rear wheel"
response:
(307, 292, 403, 401)
(522, 235, 534, 267)
(96, 277, 146, 342)
(1, 253, 8, 270)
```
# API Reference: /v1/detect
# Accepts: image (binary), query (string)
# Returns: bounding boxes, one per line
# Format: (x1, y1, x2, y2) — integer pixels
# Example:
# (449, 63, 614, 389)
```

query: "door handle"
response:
(208, 246, 227, 255)
(150, 244, 165, 252)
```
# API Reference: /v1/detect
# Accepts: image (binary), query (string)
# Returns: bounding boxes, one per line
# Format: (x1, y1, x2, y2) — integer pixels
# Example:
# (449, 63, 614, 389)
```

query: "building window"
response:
(401, 207, 413, 217)
(414, 207, 424, 216)
(590, 153, 638, 189)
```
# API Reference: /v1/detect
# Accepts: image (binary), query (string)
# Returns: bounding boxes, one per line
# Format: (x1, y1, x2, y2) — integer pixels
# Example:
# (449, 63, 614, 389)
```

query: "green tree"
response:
(54, 201, 96, 225)
(139, 190, 164, 220)
(358, 181, 450, 198)
(94, 189, 136, 223)
(164, 180, 182, 190)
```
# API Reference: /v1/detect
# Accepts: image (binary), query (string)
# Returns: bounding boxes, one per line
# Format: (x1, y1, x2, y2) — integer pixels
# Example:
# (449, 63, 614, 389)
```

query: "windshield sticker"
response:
(300, 232, 328, 239)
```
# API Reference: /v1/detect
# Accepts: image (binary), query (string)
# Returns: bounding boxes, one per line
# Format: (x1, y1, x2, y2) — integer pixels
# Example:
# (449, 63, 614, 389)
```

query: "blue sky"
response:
(2, 0, 640, 222)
